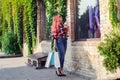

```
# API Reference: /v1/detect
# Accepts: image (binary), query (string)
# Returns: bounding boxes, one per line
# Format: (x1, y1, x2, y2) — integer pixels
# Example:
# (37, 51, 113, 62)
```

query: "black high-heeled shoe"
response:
(56, 71, 62, 76)
(61, 73, 66, 76)
(60, 70, 66, 76)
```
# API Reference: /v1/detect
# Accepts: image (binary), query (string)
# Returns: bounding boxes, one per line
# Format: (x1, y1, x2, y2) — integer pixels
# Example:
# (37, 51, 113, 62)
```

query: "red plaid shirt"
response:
(52, 25, 67, 39)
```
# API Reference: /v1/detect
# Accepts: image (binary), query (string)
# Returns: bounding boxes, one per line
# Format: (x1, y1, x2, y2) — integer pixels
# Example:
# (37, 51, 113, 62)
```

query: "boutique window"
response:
(75, 0, 101, 40)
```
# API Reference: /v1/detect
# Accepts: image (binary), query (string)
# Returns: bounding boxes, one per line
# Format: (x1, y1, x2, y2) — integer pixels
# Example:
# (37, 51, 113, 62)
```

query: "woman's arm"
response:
(53, 39, 57, 51)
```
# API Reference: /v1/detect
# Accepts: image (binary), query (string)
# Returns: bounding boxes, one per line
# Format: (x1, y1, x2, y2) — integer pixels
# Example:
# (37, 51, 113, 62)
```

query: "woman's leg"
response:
(63, 39, 67, 54)
(60, 39, 67, 75)
(56, 38, 66, 69)
(61, 39, 67, 69)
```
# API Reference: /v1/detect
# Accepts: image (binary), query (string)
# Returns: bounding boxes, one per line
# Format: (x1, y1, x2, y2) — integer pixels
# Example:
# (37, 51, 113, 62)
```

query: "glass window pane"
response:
(75, 0, 100, 40)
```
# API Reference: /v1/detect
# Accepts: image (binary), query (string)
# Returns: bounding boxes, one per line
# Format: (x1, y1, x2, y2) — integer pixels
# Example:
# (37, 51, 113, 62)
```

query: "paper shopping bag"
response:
(45, 52, 53, 68)
(50, 52, 54, 66)
(54, 51, 60, 68)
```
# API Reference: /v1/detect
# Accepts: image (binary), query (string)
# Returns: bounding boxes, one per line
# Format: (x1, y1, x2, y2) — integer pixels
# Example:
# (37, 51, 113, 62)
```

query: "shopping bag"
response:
(54, 51, 60, 68)
(50, 52, 54, 66)
(45, 52, 53, 68)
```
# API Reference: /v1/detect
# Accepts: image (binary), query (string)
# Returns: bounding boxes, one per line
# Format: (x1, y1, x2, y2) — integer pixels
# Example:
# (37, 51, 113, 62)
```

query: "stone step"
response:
(27, 52, 48, 69)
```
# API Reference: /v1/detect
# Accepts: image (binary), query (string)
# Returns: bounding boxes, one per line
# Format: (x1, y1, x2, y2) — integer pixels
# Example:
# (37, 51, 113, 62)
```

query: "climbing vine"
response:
(44, 0, 67, 40)
(98, 28, 120, 73)
(1, 0, 9, 33)
(98, 0, 120, 73)
(12, 0, 24, 51)
(0, 0, 65, 55)
(9, 2, 14, 31)
(23, 0, 37, 55)
(24, 12, 33, 55)
(0, 1, 2, 49)
(109, 0, 119, 28)
(29, 0, 37, 47)
(0, 0, 37, 55)
(0, 1, 2, 35)
(16, 6, 24, 50)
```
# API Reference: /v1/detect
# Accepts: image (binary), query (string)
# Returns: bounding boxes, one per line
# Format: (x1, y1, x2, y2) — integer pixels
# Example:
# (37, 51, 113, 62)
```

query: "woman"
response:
(51, 13, 68, 76)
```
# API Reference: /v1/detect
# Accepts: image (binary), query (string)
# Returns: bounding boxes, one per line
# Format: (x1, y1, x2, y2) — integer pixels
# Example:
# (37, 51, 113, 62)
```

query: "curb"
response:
(0, 54, 23, 58)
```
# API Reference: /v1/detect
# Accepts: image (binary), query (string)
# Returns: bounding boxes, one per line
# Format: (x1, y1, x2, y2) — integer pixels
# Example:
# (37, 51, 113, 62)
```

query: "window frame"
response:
(73, 0, 101, 41)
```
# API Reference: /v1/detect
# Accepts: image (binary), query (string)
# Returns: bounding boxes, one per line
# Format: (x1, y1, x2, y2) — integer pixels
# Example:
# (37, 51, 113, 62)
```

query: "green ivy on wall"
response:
(44, 0, 67, 40)
(29, 0, 37, 47)
(0, 0, 37, 55)
(24, 4, 33, 55)
(23, 0, 37, 55)
(2, 31, 21, 55)
(0, 0, 65, 55)
(9, 2, 14, 31)
(12, 0, 24, 51)
(98, 28, 120, 73)
(109, 0, 119, 28)
(16, 6, 24, 50)
(24, 14, 33, 55)
(98, 0, 120, 73)
(0, 1, 2, 35)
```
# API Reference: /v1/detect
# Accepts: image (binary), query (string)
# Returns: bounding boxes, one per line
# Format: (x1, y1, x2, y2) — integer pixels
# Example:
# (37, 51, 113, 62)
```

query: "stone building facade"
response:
(64, 0, 120, 80)
(23, 0, 120, 79)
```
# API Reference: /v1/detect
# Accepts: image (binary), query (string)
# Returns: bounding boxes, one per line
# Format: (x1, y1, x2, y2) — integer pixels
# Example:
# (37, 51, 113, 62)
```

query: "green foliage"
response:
(9, 2, 14, 31)
(109, 0, 119, 28)
(22, 0, 37, 55)
(0, 1, 2, 25)
(29, 0, 37, 47)
(24, 6, 33, 55)
(0, 1, 7, 35)
(44, 0, 67, 40)
(98, 28, 120, 73)
(0, 36, 2, 49)
(3, 20, 8, 33)
(0, 0, 37, 55)
(2, 31, 21, 55)
(1, 0, 9, 22)
(0, 0, 66, 55)
(15, 6, 24, 50)
(98, 0, 120, 73)
(0, 1, 3, 36)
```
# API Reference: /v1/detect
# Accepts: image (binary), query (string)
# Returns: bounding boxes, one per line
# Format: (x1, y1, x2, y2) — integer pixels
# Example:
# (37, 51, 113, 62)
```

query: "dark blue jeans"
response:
(56, 38, 67, 69)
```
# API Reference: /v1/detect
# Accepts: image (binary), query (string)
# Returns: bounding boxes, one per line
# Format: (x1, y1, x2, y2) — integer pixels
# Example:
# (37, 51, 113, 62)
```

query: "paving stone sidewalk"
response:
(0, 56, 87, 80)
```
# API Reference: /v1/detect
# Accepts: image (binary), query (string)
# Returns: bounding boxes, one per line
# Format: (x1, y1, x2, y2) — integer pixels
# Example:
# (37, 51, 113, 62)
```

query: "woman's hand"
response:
(64, 24, 69, 37)
(53, 39, 57, 51)
(53, 44, 56, 50)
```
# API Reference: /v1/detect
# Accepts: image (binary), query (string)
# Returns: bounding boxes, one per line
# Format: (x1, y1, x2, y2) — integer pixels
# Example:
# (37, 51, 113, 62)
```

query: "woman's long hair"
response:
(51, 14, 62, 35)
